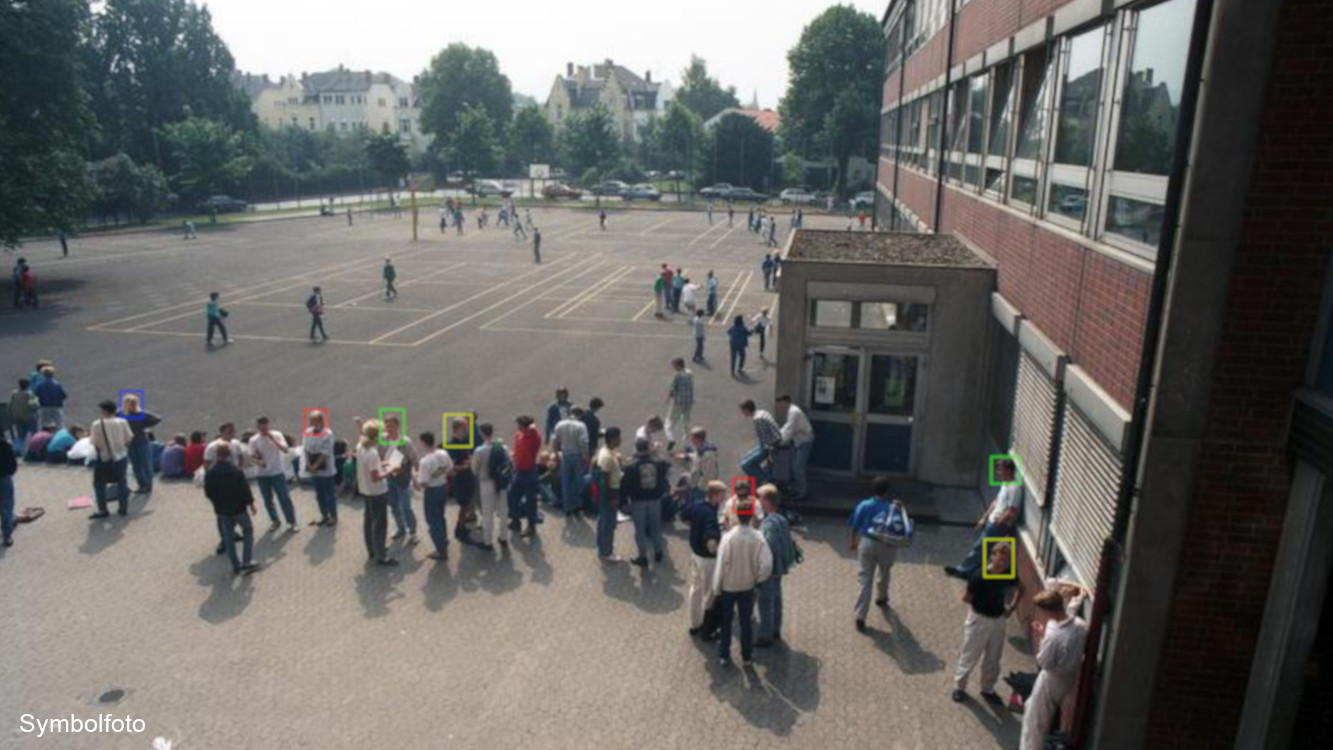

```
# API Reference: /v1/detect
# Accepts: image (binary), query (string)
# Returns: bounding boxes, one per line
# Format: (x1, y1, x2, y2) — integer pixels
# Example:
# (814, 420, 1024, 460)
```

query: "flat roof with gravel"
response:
(786, 230, 992, 269)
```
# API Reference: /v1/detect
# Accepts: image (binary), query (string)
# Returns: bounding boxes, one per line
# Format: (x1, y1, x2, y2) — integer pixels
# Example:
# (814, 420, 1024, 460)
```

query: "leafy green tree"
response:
(417, 43, 513, 167)
(650, 101, 704, 186)
(676, 56, 740, 121)
(161, 115, 252, 203)
(0, 0, 96, 246)
(560, 104, 619, 180)
(365, 132, 410, 190)
(506, 105, 556, 176)
(447, 104, 503, 182)
(696, 114, 775, 191)
(778, 5, 881, 194)
(89, 153, 170, 224)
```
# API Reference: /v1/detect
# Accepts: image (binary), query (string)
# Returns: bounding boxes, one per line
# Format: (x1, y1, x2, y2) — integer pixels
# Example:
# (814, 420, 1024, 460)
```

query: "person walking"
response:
(705, 271, 719, 317)
(205, 292, 230, 346)
(10, 258, 25, 309)
(665, 358, 694, 450)
(592, 426, 624, 561)
(1020, 587, 1089, 750)
(692, 310, 707, 363)
(761, 254, 777, 291)
(766, 216, 778, 248)
(945, 459, 1023, 579)
(712, 497, 773, 666)
(355, 421, 395, 565)
(727, 205, 734, 227)
(307, 287, 328, 342)
(684, 480, 725, 637)
(951, 541, 1022, 704)
(756, 485, 797, 647)
(382, 258, 398, 300)
(552, 407, 590, 518)
(184, 220, 197, 240)
(119, 393, 160, 495)
(32, 366, 67, 430)
(728, 315, 752, 377)
(415, 431, 454, 560)
(446, 416, 477, 543)
(1, 438, 16, 547)
(599, 210, 607, 231)
(848, 476, 910, 632)
(513, 215, 527, 242)
(89, 399, 133, 518)
(533, 228, 542, 263)
(620, 438, 670, 568)
(381, 414, 418, 545)
(653, 272, 667, 318)
(750, 309, 773, 360)
(250, 417, 299, 532)
(204, 443, 260, 575)
(472, 422, 511, 551)
(776, 395, 815, 500)
(739, 399, 781, 486)
(303, 410, 338, 526)
(508, 415, 542, 538)
(707, 203, 714, 224)
(581, 397, 604, 455)
(439, 207, 449, 233)
(19, 265, 37, 309)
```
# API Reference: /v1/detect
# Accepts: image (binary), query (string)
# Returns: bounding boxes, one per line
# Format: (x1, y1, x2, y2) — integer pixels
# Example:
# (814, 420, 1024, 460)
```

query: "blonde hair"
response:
(757, 484, 780, 502)
(121, 393, 140, 410)
(359, 420, 382, 449)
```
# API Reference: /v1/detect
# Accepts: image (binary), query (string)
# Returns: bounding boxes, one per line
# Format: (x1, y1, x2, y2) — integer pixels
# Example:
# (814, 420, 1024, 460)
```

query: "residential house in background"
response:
(544, 60, 674, 142)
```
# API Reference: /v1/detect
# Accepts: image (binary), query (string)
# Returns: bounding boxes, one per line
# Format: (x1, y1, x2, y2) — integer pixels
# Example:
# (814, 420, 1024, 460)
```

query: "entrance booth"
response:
(774, 231, 995, 489)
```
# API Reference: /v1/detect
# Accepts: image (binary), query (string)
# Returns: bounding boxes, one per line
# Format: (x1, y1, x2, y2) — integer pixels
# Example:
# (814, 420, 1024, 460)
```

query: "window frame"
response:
(1008, 45, 1056, 214)
(1042, 23, 1113, 234)
(983, 60, 1017, 201)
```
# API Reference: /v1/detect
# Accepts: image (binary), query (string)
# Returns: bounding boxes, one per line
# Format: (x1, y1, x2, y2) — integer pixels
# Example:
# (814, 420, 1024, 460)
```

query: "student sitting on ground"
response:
(160, 434, 189, 479)
(23, 425, 55, 462)
(183, 431, 207, 476)
(44, 424, 84, 463)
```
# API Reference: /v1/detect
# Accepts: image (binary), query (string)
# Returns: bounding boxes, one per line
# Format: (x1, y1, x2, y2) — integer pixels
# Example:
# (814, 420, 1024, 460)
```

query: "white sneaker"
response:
(287, 524, 300, 534)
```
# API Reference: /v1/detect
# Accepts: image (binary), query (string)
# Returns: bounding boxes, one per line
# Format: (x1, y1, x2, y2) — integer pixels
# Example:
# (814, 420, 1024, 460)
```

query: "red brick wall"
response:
(897, 167, 939, 233)
(1020, 0, 1075, 27)
(939, 184, 1149, 409)
(884, 70, 902, 109)
(1144, 0, 1333, 746)
(955, 0, 1024, 62)
(904, 25, 952, 93)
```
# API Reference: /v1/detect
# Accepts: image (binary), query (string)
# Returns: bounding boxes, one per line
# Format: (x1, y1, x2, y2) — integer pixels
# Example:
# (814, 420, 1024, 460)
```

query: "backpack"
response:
(487, 441, 513, 490)
(635, 460, 661, 493)
(865, 500, 914, 547)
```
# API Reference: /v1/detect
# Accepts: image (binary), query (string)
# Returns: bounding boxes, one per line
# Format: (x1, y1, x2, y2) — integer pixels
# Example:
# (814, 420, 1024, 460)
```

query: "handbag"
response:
(865, 500, 914, 547)
(93, 419, 119, 484)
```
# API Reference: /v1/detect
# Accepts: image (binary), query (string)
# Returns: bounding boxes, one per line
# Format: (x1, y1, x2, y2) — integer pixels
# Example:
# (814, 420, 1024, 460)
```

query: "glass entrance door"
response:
(862, 353, 921, 474)
(806, 348, 924, 476)
(807, 348, 860, 473)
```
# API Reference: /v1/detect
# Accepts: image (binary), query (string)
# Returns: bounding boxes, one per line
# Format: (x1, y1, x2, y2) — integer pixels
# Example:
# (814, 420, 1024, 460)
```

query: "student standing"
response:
(472, 423, 509, 551)
(544, 388, 572, 443)
(599, 210, 607, 231)
(705, 271, 720, 317)
(952, 542, 1022, 704)
(416, 432, 454, 560)
(381, 414, 418, 544)
(712, 498, 773, 666)
(446, 417, 477, 543)
(119, 393, 160, 495)
(653, 273, 667, 318)
(693, 311, 707, 363)
(592, 426, 624, 561)
(382, 258, 398, 300)
(665, 358, 694, 449)
(204, 443, 260, 575)
(727, 205, 735, 227)
(7, 379, 38, 453)
(250, 417, 298, 532)
(685, 481, 725, 637)
(750, 309, 773, 360)
(0, 438, 16, 547)
(728, 315, 751, 377)
(533, 228, 542, 263)
(619, 438, 670, 568)
(707, 203, 714, 224)
(89, 400, 133, 518)
(508, 415, 542, 537)
(1021, 588, 1089, 750)
(205, 292, 229, 346)
(580, 398, 604, 455)
(306, 287, 328, 342)
(756, 485, 797, 647)
(776, 395, 815, 500)
(303, 411, 338, 526)
(357, 421, 395, 565)
(552, 407, 590, 518)
(32, 367, 67, 430)
(761, 254, 777, 291)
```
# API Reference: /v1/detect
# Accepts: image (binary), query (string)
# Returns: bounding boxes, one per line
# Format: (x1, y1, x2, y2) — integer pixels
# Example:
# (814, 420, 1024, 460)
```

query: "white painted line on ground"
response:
(638, 217, 676, 236)
(708, 225, 739, 250)
(687, 221, 726, 247)
(556, 266, 634, 319)
(720, 270, 753, 325)
(483, 324, 693, 340)
(332, 261, 467, 308)
(92, 328, 414, 347)
(710, 270, 745, 325)
(542, 261, 615, 319)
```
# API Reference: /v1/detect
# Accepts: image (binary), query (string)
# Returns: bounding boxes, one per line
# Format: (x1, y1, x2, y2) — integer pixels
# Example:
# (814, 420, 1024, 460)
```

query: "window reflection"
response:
(1053, 27, 1104, 167)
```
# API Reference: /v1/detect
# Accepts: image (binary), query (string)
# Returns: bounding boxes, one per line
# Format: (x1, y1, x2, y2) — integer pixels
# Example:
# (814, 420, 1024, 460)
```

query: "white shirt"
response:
(204, 438, 246, 470)
(1036, 614, 1088, 694)
(687, 444, 719, 488)
(473, 441, 495, 487)
(552, 418, 589, 457)
(750, 312, 772, 333)
(595, 445, 622, 490)
(681, 283, 698, 307)
(779, 405, 815, 446)
(721, 495, 766, 529)
(249, 431, 290, 478)
(356, 445, 388, 496)
(712, 524, 773, 594)
(988, 483, 1025, 524)
(417, 448, 454, 488)
(90, 417, 133, 462)
(302, 430, 336, 477)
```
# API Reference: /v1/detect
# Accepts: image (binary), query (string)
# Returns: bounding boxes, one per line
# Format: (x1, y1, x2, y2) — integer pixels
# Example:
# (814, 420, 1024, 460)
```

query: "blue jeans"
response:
(730, 346, 746, 374)
(718, 589, 756, 661)
(11, 419, 34, 454)
(597, 488, 618, 558)
(791, 441, 813, 498)
(256, 475, 296, 525)
(0, 475, 14, 540)
(694, 337, 705, 362)
(128, 439, 153, 491)
(707, 292, 718, 316)
(957, 521, 1014, 576)
(388, 482, 416, 534)
(740, 444, 773, 485)
(560, 454, 584, 513)
(207, 315, 228, 343)
(423, 485, 449, 553)
(757, 575, 784, 639)
(629, 499, 665, 561)
(217, 512, 254, 571)
(313, 475, 337, 518)
(508, 469, 539, 524)
(94, 458, 129, 514)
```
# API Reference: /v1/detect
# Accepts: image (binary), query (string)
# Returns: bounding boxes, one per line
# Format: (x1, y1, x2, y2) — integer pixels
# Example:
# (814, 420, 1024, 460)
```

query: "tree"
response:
(506, 105, 556, 176)
(560, 104, 619, 180)
(697, 114, 775, 191)
(676, 56, 741, 121)
(447, 104, 503, 182)
(161, 115, 252, 203)
(365, 133, 409, 190)
(650, 101, 705, 185)
(0, 0, 97, 246)
(417, 43, 513, 164)
(89, 154, 170, 225)
(778, 5, 882, 194)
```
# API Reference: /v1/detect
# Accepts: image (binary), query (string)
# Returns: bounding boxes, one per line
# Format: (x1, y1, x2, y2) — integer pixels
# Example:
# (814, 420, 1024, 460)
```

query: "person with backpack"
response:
(382, 413, 417, 545)
(756, 484, 798, 647)
(382, 258, 398, 300)
(473, 422, 513, 551)
(306, 286, 328, 342)
(848, 475, 914, 632)
(684, 480, 726, 639)
(8, 378, 39, 453)
(619, 438, 670, 568)
(945, 459, 1023, 579)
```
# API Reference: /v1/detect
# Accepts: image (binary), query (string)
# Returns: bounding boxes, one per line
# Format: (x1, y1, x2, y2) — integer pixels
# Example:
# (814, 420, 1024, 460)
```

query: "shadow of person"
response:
(560, 515, 595, 549)
(707, 656, 802, 736)
(252, 527, 296, 569)
(303, 525, 338, 566)
(761, 646, 823, 714)
(517, 534, 553, 586)
(422, 558, 458, 612)
(189, 555, 255, 624)
(795, 522, 858, 561)
(600, 558, 686, 615)
(465, 543, 525, 595)
(355, 562, 406, 618)
(866, 609, 946, 674)
(960, 692, 1023, 746)
(78, 515, 126, 556)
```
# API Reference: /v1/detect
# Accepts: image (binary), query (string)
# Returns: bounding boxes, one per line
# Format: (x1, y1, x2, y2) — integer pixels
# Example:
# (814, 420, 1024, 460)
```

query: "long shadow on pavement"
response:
(189, 554, 256, 624)
(600, 557, 685, 615)
(355, 562, 407, 618)
(864, 609, 946, 675)
(959, 692, 1023, 746)
(704, 643, 823, 737)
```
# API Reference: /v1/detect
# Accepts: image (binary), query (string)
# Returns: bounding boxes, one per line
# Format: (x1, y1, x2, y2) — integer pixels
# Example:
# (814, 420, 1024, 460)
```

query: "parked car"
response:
(542, 182, 583, 199)
(624, 184, 662, 201)
(644, 170, 661, 180)
(198, 195, 248, 213)
(779, 188, 818, 205)
(591, 180, 630, 197)
(724, 187, 769, 203)
(699, 183, 734, 200)
(852, 191, 875, 209)
(469, 180, 514, 198)
(665, 170, 685, 180)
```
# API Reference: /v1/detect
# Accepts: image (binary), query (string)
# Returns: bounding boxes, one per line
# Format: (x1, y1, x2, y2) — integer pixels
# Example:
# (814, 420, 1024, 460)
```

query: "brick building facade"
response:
(875, 0, 1333, 747)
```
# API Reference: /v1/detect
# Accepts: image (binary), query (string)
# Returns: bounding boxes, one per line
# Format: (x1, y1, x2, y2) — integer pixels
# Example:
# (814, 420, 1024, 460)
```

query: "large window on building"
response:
(964, 74, 989, 188)
(1009, 46, 1052, 209)
(926, 90, 944, 176)
(945, 81, 968, 183)
(1046, 26, 1106, 227)
(985, 61, 1016, 196)
(1101, 0, 1197, 253)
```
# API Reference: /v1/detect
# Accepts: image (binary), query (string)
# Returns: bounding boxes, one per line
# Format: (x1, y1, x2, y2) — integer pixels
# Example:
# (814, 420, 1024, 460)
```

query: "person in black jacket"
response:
(204, 443, 259, 575)
(1, 439, 17, 547)
(120, 393, 161, 495)
(619, 439, 670, 568)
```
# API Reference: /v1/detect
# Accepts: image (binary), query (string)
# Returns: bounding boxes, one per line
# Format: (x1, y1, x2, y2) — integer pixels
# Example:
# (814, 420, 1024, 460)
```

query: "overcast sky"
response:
(205, 0, 886, 109)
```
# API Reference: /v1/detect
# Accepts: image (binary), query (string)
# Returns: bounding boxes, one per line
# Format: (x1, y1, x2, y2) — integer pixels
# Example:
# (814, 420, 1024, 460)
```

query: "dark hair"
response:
(776, 394, 792, 404)
(516, 415, 534, 427)
(733, 315, 744, 327)
(873, 475, 891, 497)
(739, 399, 756, 413)
(604, 426, 622, 442)
(209, 292, 219, 300)
(99, 399, 117, 414)
(672, 357, 685, 368)
(570, 407, 585, 418)
(479, 423, 494, 437)
(18, 378, 28, 388)
(189, 431, 205, 443)
(635, 438, 650, 454)
(589, 397, 604, 410)
(419, 431, 436, 447)
(998, 458, 1017, 473)
(256, 416, 270, 426)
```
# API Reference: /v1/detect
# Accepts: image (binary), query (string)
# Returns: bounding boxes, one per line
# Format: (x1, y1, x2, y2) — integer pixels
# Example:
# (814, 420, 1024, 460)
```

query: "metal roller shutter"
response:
(1050, 403, 1124, 586)
(1011, 352, 1059, 506)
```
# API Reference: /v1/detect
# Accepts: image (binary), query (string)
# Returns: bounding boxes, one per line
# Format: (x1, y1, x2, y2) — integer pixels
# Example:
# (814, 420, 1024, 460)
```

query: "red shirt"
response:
(512, 427, 541, 471)
(183, 443, 206, 475)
